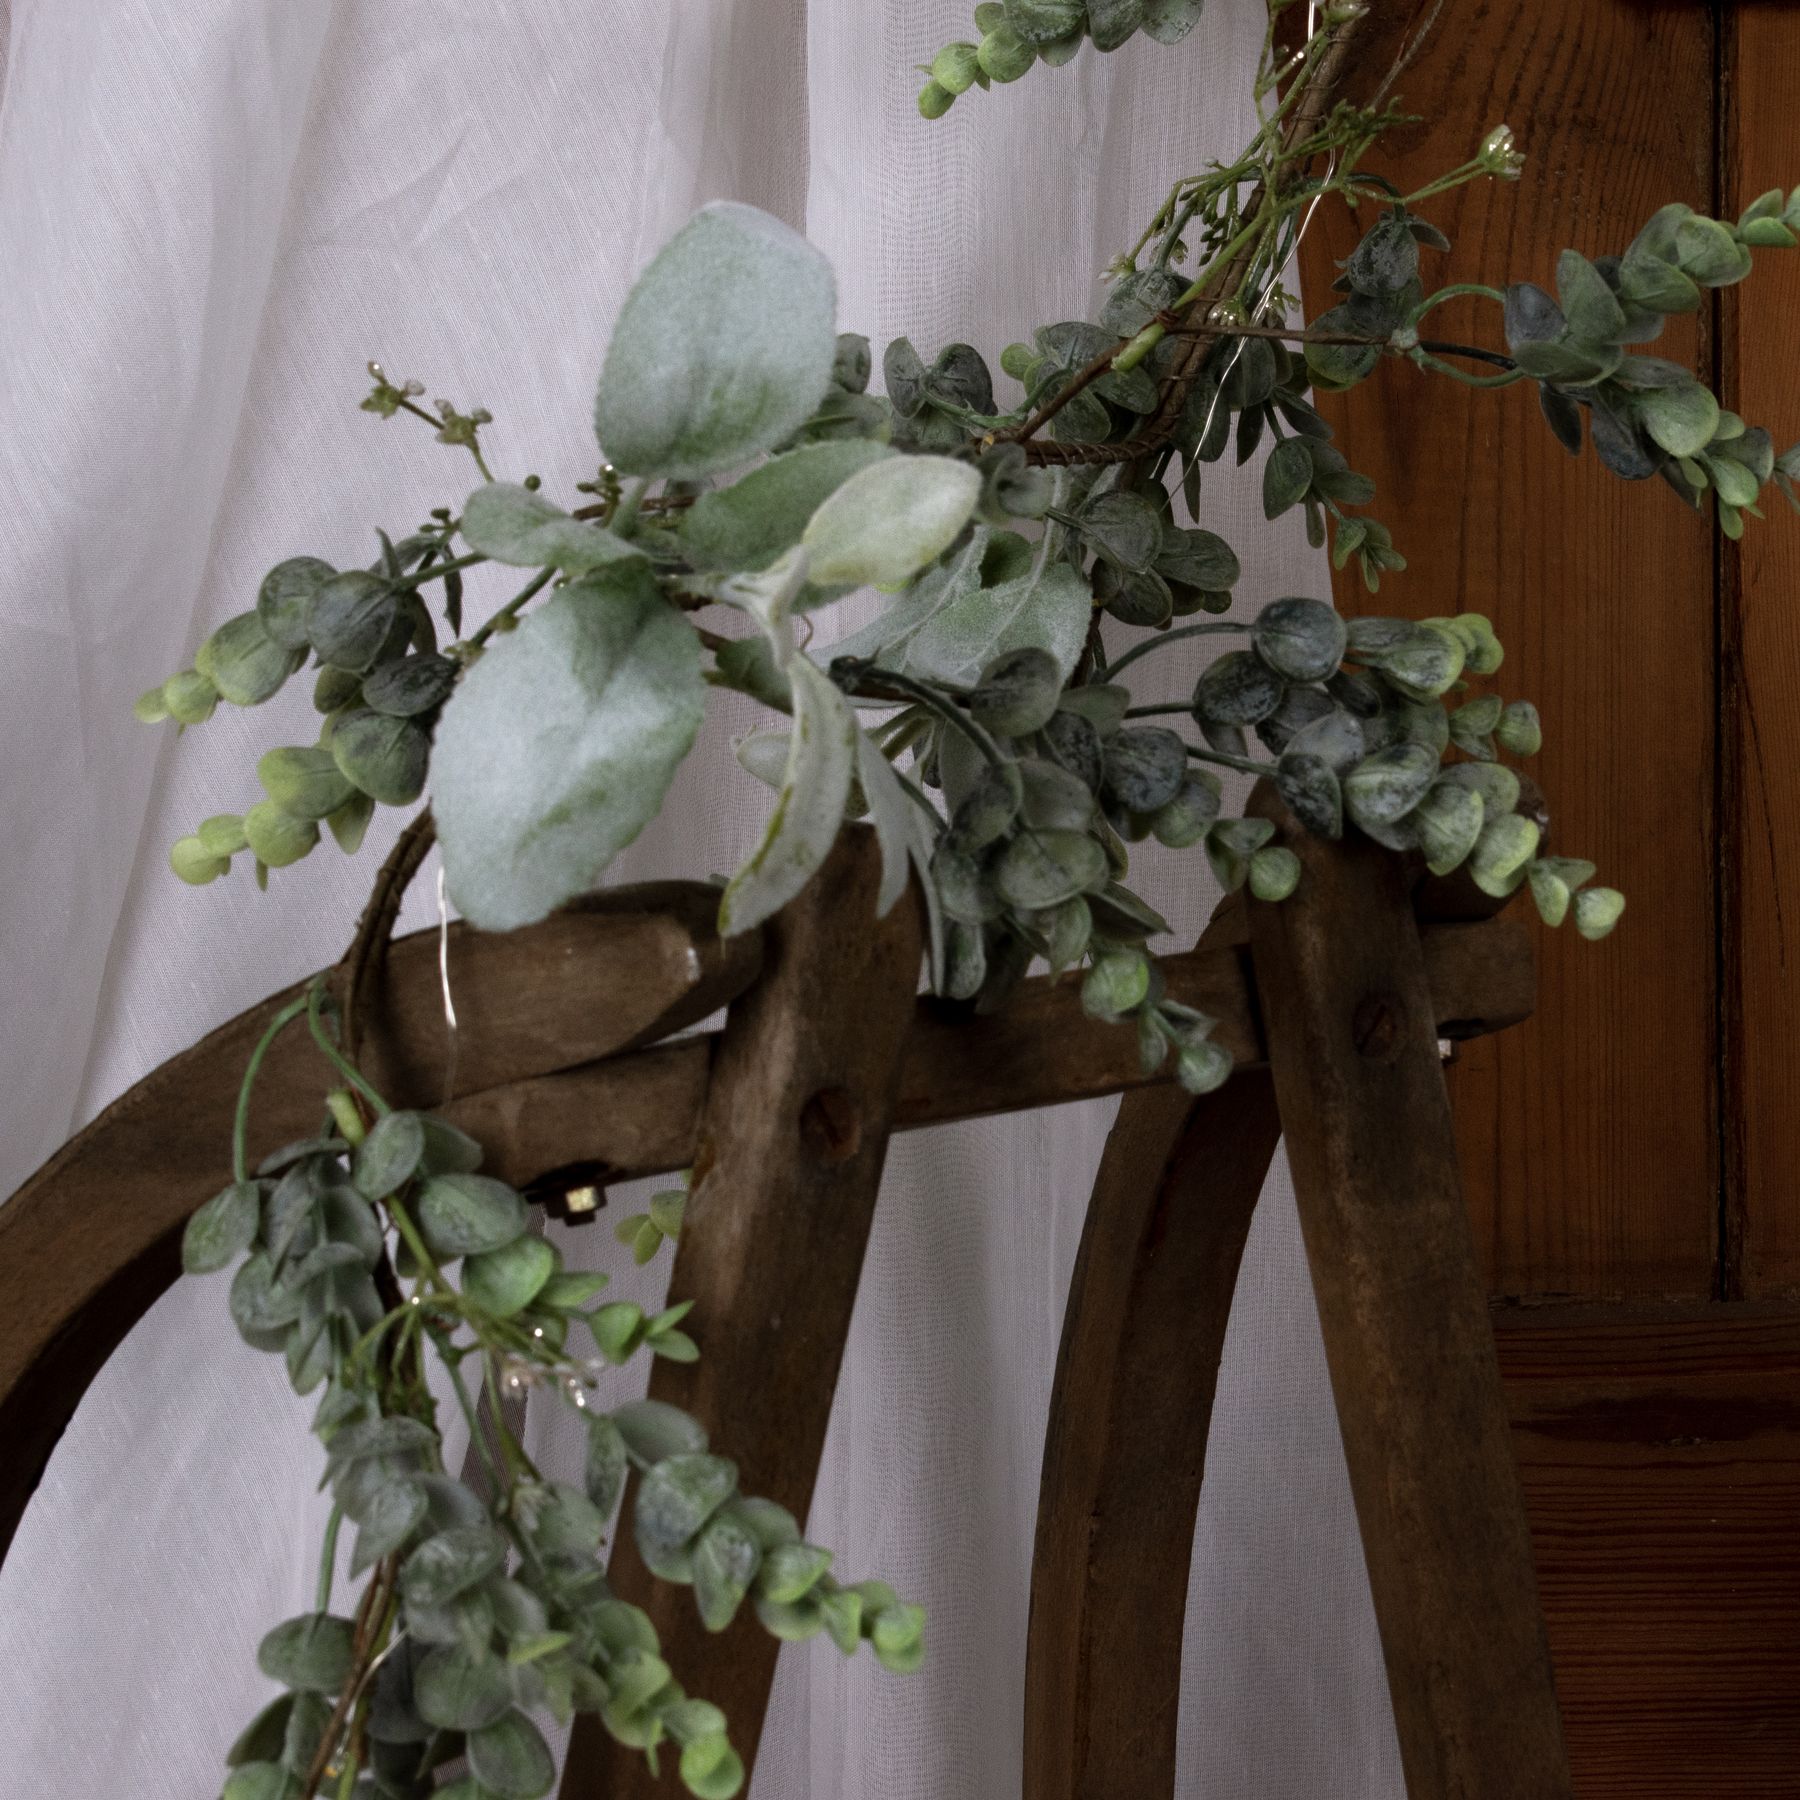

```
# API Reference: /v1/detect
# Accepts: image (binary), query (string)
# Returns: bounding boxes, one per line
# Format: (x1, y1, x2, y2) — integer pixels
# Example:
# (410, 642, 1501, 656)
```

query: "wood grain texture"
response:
(0, 883, 763, 1560)
(560, 827, 923, 1799)
(1296, 0, 1719, 1300)
(1023, 906, 1281, 1800)
(449, 912, 1534, 1189)
(1720, 4, 1800, 1298)
(1497, 1301, 1800, 1797)
(1248, 786, 1573, 1800)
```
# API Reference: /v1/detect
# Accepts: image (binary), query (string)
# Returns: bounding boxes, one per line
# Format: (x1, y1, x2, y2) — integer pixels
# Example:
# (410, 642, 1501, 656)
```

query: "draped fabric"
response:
(0, 1, 1401, 1792)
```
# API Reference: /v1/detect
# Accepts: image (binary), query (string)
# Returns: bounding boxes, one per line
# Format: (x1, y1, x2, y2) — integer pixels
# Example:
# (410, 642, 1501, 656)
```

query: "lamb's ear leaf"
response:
(595, 202, 838, 480)
(433, 564, 705, 930)
(719, 658, 859, 937)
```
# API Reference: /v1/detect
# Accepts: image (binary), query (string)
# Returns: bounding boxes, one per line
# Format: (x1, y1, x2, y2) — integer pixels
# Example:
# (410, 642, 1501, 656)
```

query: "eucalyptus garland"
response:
(139, 6, 1799, 1797)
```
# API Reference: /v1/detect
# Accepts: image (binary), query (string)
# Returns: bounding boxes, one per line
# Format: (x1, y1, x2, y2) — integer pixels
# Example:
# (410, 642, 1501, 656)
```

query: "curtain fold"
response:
(0, 2, 1401, 1793)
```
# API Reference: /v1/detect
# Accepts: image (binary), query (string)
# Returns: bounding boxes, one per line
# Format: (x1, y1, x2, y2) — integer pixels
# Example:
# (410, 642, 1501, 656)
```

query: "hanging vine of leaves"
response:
(133, 5, 1798, 1795)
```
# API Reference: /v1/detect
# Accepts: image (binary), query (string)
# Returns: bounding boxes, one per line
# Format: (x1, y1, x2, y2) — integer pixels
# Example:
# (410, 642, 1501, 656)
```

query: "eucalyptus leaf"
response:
(462, 1235, 556, 1318)
(257, 1612, 356, 1693)
(467, 1710, 557, 1800)
(183, 1180, 261, 1275)
(416, 1173, 528, 1260)
(402, 1524, 509, 1610)
(433, 564, 705, 931)
(354, 1110, 426, 1200)
(1252, 596, 1347, 683)
(203, 612, 306, 705)
(305, 574, 401, 675)
(595, 202, 838, 480)
(258, 557, 336, 652)
(414, 1644, 514, 1731)
(993, 829, 1108, 908)
(637, 1453, 739, 1558)
(331, 710, 430, 806)
(612, 1400, 709, 1463)
(1193, 649, 1283, 727)
(350, 1478, 429, 1577)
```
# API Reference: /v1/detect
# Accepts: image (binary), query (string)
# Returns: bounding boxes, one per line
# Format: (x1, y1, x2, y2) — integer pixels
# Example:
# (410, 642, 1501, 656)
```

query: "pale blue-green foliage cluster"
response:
(141, 191, 1634, 1108)
(917, 0, 1207, 117)
(187, 1028, 920, 1800)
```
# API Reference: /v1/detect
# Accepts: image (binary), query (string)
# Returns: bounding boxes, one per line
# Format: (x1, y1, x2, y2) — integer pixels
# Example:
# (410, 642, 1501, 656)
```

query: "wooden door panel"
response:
(1297, 0, 1719, 1299)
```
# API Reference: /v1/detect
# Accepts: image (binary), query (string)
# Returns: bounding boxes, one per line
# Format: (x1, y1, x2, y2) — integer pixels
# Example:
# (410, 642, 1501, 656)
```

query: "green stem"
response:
(305, 985, 390, 1118)
(316, 1505, 344, 1613)
(233, 997, 311, 1185)
(1185, 742, 1267, 777)
(390, 550, 486, 590)
(1411, 281, 1509, 320)
(609, 475, 651, 538)
(1124, 701, 1193, 718)
(1103, 619, 1246, 681)
(468, 567, 555, 647)
(1410, 348, 1529, 389)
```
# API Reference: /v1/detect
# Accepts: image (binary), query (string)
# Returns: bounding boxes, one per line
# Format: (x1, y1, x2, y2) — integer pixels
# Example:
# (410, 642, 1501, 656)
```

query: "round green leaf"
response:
(595, 202, 837, 481)
(305, 572, 400, 674)
(1249, 845, 1301, 901)
(1575, 885, 1626, 940)
(414, 1643, 514, 1731)
(183, 1180, 261, 1274)
(242, 801, 319, 869)
(1253, 596, 1348, 683)
(402, 1524, 508, 1609)
(462, 1234, 556, 1318)
(1344, 743, 1439, 829)
(259, 746, 355, 821)
(170, 834, 230, 885)
(363, 653, 457, 718)
(203, 612, 304, 706)
(467, 1709, 557, 1800)
(1102, 727, 1187, 812)
(416, 1172, 528, 1260)
(330, 709, 429, 806)
(258, 557, 336, 651)
(992, 829, 1108, 908)
(1638, 382, 1721, 459)
(256, 1612, 356, 1693)
(1194, 649, 1283, 727)
(636, 1453, 739, 1558)
(354, 1109, 426, 1200)
(460, 483, 640, 574)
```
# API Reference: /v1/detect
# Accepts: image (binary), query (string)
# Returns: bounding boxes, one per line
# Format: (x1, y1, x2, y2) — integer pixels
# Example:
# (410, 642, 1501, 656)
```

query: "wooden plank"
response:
(560, 827, 923, 1799)
(1023, 910, 1281, 1800)
(1248, 788, 1572, 1800)
(1720, 3, 1800, 1299)
(1296, 0, 1719, 1300)
(448, 911, 1534, 1189)
(0, 883, 763, 1560)
(1496, 1300, 1800, 1797)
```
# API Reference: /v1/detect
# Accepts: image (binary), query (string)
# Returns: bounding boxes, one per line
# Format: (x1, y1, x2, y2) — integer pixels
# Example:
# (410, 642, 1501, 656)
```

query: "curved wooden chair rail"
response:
(0, 806, 1554, 1800)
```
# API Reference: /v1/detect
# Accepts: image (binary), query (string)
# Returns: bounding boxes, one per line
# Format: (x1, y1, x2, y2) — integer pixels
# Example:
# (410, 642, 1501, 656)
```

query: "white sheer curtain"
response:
(0, 1, 1401, 1793)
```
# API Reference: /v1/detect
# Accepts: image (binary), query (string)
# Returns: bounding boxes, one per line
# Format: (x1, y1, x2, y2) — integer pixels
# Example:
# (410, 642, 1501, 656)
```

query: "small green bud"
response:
(932, 41, 982, 95)
(1494, 699, 1542, 756)
(1082, 950, 1150, 1020)
(1574, 885, 1626, 941)
(978, 24, 1036, 83)
(133, 685, 171, 724)
(325, 1088, 368, 1147)
(242, 800, 320, 869)
(1176, 1037, 1233, 1096)
(918, 79, 955, 119)
(197, 813, 248, 858)
(162, 668, 219, 725)
(1248, 845, 1302, 902)
(169, 834, 229, 886)
(1477, 122, 1525, 179)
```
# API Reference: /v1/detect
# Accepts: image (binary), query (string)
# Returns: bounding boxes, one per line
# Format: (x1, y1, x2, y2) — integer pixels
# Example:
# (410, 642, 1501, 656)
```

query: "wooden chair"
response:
(0, 792, 1562, 1799)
